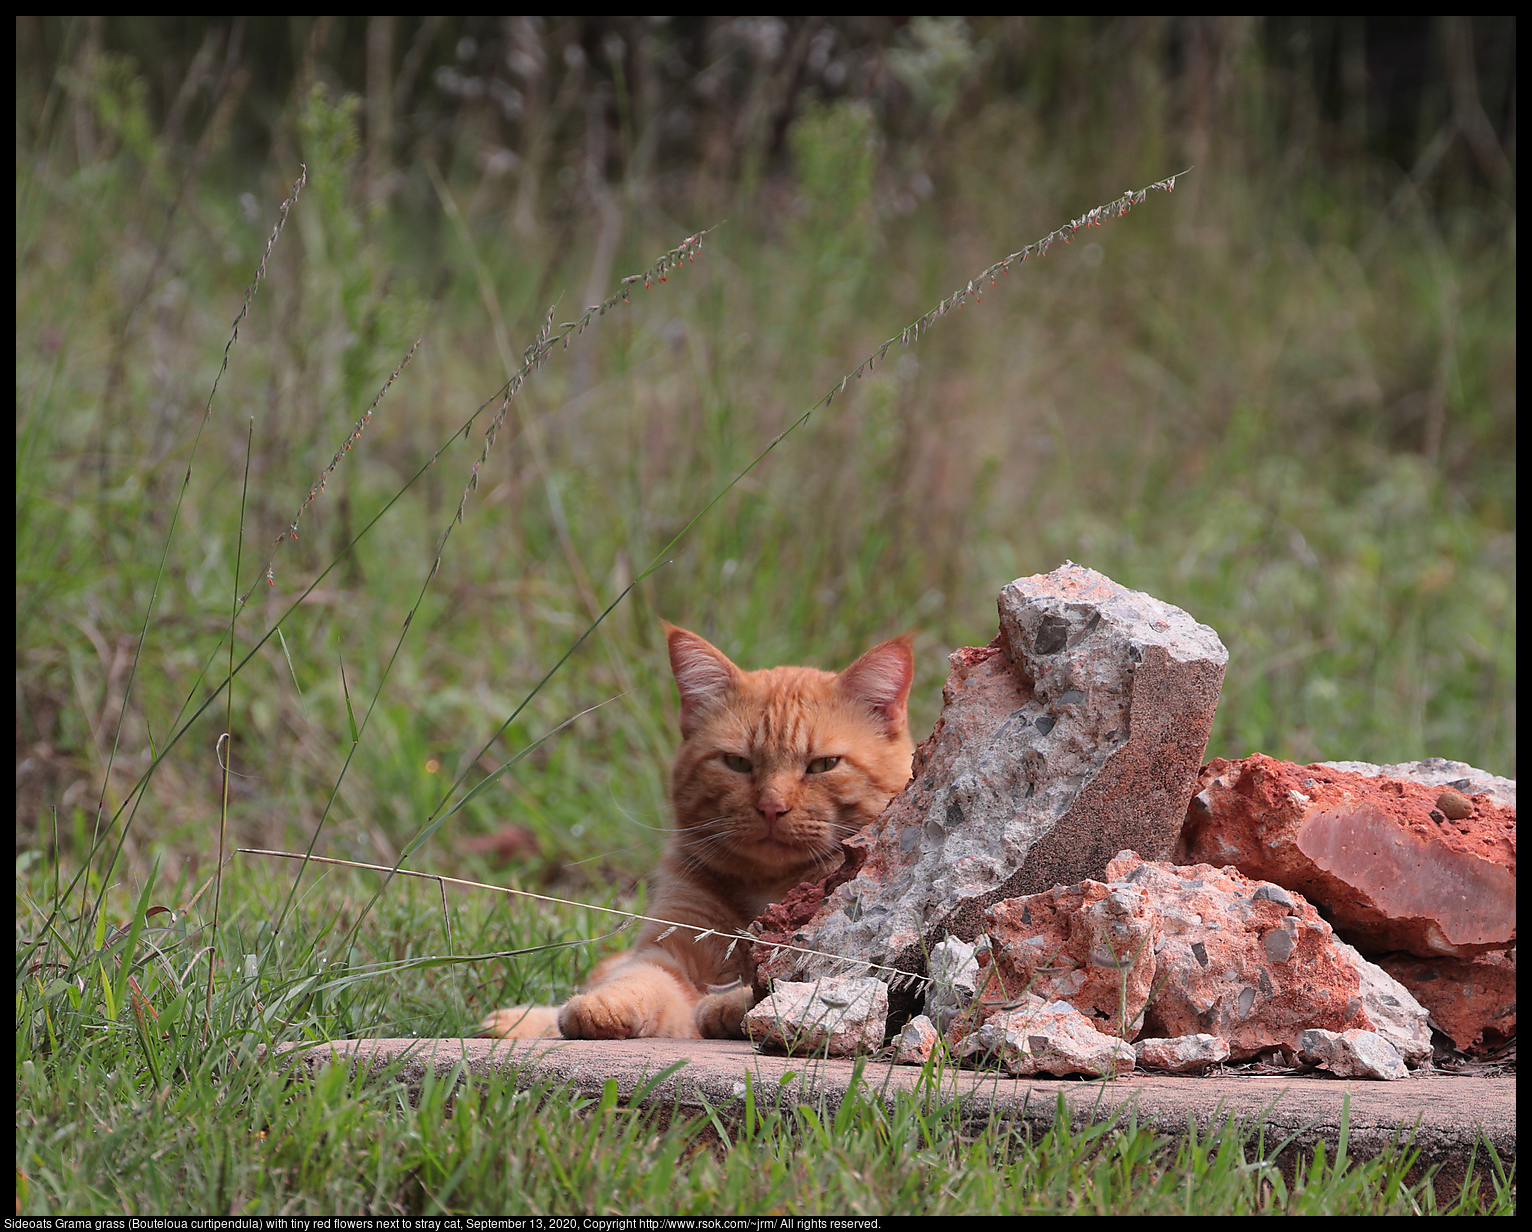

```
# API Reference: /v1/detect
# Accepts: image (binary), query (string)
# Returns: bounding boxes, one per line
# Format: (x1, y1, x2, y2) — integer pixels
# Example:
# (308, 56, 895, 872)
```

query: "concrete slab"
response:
(280, 1037, 1513, 1197)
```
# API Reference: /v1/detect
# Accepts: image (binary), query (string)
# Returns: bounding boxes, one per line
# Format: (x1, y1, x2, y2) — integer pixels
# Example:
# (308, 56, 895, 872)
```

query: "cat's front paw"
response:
(695, 984, 754, 1039)
(558, 989, 649, 1040)
(479, 1005, 561, 1039)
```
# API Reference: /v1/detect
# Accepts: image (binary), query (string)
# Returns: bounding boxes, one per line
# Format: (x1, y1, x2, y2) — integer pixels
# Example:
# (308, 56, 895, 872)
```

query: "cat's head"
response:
(663, 623, 915, 887)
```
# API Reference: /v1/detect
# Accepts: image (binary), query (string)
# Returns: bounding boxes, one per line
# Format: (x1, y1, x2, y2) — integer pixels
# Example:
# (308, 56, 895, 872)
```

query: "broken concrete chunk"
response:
(745, 977, 887, 1057)
(923, 934, 983, 1030)
(1179, 754, 1515, 958)
(1106, 852, 1373, 1061)
(1135, 1034, 1230, 1073)
(1332, 938, 1433, 1066)
(953, 853, 1431, 1069)
(895, 1014, 940, 1065)
(979, 880, 1160, 1040)
(956, 997, 1136, 1079)
(756, 562, 1227, 991)
(1296, 1028, 1409, 1081)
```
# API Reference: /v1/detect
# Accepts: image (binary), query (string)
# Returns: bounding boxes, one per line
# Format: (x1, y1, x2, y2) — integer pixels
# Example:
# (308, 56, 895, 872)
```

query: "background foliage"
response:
(16, 15, 1515, 895)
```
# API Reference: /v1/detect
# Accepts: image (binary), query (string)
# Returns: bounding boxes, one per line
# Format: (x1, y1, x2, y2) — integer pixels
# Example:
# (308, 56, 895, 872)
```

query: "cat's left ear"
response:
(837, 635, 914, 738)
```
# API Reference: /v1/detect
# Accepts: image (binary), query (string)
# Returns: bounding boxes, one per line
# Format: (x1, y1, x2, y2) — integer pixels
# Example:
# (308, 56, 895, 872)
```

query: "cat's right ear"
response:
(664, 623, 739, 739)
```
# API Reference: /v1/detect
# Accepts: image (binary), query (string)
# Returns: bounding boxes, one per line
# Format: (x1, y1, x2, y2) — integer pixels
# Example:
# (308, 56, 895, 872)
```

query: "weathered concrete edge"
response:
(273, 1037, 1514, 1172)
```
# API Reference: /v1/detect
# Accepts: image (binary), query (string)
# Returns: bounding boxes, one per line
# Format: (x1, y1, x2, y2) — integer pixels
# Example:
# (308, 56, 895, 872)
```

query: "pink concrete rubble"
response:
(1377, 950, 1516, 1057)
(1178, 754, 1516, 959)
(895, 1014, 940, 1065)
(1103, 852, 1430, 1064)
(923, 934, 983, 1031)
(755, 562, 1227, 988)
(745, 977, 887, 1057)
(1331, 938, 1433, 1065)
(1296, 1029, 1409, 1081)
(1135, 1034, 1230, 1073)
(977, 880, 1160, 1040)
(955, 995, 1136, 1079)
(917, 853, 1428, 1069)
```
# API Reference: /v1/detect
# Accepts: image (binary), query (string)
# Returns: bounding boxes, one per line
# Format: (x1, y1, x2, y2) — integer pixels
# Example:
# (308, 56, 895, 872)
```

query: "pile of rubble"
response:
(743, 564, 1516, 1080)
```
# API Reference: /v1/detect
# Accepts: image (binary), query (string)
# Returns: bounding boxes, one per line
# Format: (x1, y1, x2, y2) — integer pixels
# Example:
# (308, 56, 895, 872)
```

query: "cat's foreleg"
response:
(558, 960, 702, 1039)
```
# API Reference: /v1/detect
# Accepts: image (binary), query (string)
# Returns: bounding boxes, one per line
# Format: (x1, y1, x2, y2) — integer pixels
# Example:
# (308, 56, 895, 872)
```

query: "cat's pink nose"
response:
(758, 792, 791, 831)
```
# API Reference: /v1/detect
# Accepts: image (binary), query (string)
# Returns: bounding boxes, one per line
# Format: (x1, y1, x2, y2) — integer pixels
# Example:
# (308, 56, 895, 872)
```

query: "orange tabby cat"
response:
(480, 622, 914, 1041)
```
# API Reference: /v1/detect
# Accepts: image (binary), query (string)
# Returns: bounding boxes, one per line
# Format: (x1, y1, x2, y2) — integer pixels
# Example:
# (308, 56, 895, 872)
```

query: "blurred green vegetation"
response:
(16, 17, 1516, 909)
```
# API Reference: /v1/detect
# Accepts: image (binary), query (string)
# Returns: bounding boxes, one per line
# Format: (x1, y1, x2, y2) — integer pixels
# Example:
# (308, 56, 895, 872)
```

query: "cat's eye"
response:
(806, 756, 841, 774)
(722, 753, 752, 774)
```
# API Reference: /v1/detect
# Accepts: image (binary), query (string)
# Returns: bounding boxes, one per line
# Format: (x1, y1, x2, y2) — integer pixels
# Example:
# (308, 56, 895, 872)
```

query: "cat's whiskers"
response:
(674, 830, 745, 877)
(604, 788, 674, 834)
(677, 812, 842, 871)
(672, 823, 731, 857)
(562, 836, 666, 867)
